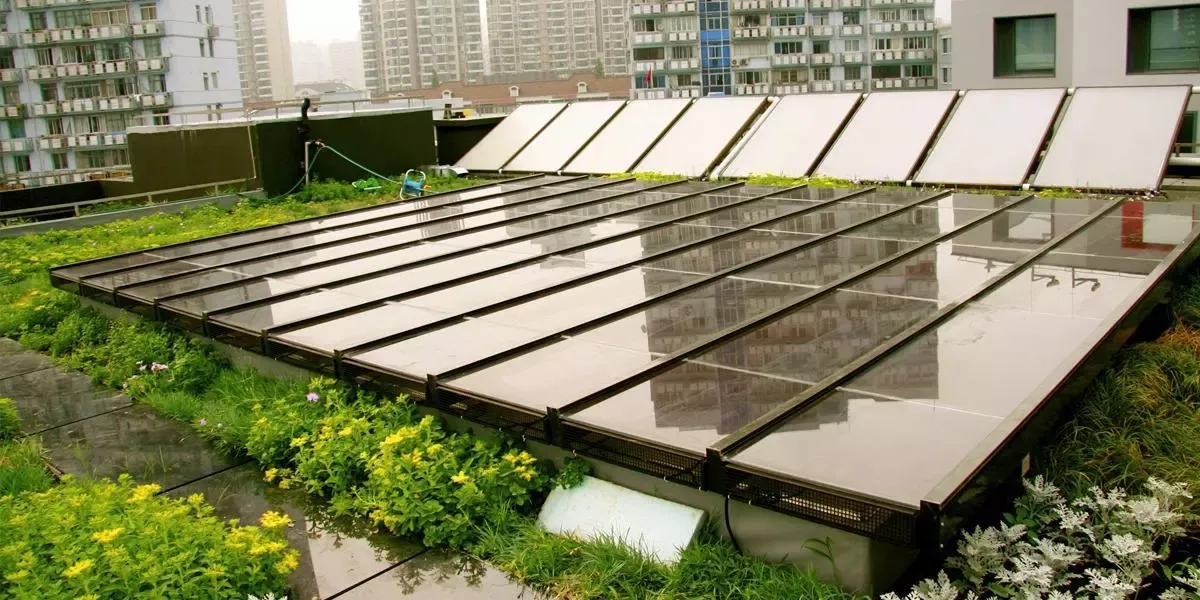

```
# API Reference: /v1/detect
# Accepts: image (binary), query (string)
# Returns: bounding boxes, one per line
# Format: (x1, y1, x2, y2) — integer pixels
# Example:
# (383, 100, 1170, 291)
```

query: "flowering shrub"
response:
(0, 475, 296, 599)
(884, 477, 1192, 600)
(245, 377, 346, 468)
(0, 398, 19, 441)
(356, 414, 549, 548)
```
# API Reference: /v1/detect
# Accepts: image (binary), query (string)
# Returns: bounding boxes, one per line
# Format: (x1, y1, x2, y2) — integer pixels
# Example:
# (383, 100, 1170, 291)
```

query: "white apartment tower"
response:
(233, 0, 292, 101)
(486, 0, 629, 77)
(360, 0, 486, 93)
(0, 0, 240, 188)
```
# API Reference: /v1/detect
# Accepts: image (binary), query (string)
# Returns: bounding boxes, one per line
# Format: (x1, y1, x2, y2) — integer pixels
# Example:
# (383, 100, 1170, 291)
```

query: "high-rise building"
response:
(0, 0, 240, 188)
(360, 0, 486, 93)
(291, 40, 330, 84)
(328, 39, 365, 89)
(233, 0, 293, 101)
(629, 0, 937, 99)
(486, 0, 629, 77)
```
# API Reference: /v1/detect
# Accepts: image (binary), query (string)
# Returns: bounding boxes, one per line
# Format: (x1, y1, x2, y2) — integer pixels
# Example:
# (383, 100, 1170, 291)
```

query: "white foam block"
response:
(537, 476, 705, 564)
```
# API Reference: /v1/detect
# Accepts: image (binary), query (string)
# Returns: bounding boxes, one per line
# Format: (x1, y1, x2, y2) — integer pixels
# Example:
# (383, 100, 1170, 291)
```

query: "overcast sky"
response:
(286, 0, 950, 44)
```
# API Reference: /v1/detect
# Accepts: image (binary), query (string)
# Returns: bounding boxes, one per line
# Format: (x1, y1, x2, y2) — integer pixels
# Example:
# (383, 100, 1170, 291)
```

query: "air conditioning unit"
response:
(207, 25, 220, 38)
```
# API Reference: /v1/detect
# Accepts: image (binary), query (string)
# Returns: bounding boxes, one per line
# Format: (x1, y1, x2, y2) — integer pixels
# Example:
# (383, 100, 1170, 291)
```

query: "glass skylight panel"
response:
(457, 103, 566, 171)
(564, 99, 691, 174)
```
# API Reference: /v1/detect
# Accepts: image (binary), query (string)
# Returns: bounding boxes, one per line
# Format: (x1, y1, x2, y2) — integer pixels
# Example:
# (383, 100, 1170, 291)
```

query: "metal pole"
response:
(303, 140, 311, 186)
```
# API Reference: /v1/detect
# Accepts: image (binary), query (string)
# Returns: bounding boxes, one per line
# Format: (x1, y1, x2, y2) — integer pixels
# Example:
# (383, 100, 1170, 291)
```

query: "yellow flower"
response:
(450, 471, 471, 485)
(520, 470, 534, 481)
(519, 452, 537, 465)
(502, 452, 519, 464)
(264, 468, 278, 483)
(278, 479, 292, 490)
(4, 569, 28, 582)
(78, 595, 99, 600)
(259, 511, 293, 530)
(250, 540, 287, 555)
(128, 484, 161, 503)
(289, 435, 309, 448)
(275, 551, 300, 574)
(91, 528, 123, 544)
(338, 426, 354, 437)
(63, 559, 95, 578)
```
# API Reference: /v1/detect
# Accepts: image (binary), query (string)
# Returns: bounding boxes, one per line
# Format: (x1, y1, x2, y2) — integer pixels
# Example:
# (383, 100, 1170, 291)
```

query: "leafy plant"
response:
(0, 398, 19, 441)
(0, 439, 52, 496)
(0, 475, 296, 599)
(554, 456, 591, 489)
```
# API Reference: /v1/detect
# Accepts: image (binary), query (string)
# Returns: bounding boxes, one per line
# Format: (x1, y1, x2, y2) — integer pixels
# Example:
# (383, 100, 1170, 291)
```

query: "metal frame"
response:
(49, 174, 547, 288)
(53, 176, 1199, 553)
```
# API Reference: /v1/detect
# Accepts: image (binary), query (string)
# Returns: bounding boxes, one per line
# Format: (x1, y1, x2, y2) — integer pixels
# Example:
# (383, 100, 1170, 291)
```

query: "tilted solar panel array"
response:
(53, 176, 1200, 549)
(455, 85, 1192, 192)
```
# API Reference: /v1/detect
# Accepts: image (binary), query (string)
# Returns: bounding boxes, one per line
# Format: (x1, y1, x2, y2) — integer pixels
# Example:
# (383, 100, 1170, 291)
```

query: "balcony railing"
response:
(733, 26, 769, 39)
(632, 88, 668, 100)
(669, 86, 702, 99)
(843, 0, 865, 5)
(732, 56, 770, 69)
(21, 24, 130, 45)
(844, 79, 866, 92)
(59, 95, 139, 114)
(0, 105, 24, 119)
(131, 21, 164, 37)
(842, 51, 865, 64)
(1, 138, 32, 152)
(633, 32, 665, 45)
(771, 0, 803, 7)
(771, 54, 808, 66)
(811, 80, 836, 92)
(772, 25, 807, 38)
(0, 68, 21, 83)
(631, 2, 663, 15)
(633, 60, 665, 73)
(27, 60, 133, 81)
(735, 83, 769, 95)
(731, 0, 768, 11)
(810, 0, 834, 8)
(811, 53, 836, 65)
(809, 25, 834, 37)
(135, 57, 168, 73)
(904, 21, 935, 32)
(872, 76, 936, 90)
(64, 132, 128, 148)
(664, 31, 698, 43)
(773, 83, 808, 95)
(841, 24, 864, 36)
(870, 0, 933, 5)
(141, 92, 172, 108)
(665, 58, 698, 71)
(0, 33, 18, 48)
(870, 22, 904, 34)
(665, 1, 695, 13)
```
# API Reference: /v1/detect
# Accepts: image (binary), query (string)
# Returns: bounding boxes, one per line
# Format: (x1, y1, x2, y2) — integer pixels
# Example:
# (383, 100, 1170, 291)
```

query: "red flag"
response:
(644, 65, 653, 86)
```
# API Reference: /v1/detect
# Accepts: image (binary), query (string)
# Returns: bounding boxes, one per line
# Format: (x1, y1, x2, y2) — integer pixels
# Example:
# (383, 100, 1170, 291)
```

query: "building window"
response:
(195, 5, 202, 22)
(55, 9, 92, 28)
(872, 64, 901, 79)
(843, 11, 861, 25)
(771, 13, 803, 26)
(211, 71, 218, 88)
(35, 48, 54, 66)
(205, 5, 213, 24)
(51, 153, 68, 170)
(941, 66, 951, 84)
(1178, 111, 1198, 154)
(812, 40, 830, 54)
(845, 65, 862, 79)
(140, 4, 157, 21)
(576, 81, 588, 93)
(7, 119, 24, 138)
(12, 155, 30, 173)
(812, 67, 831, 80)
(199, 39, 206, 57)
(843, 39, 861, 52)
(39, 84, 57, 102)
(207, 39, 214, 56)
(508, 85, 519, 97)
(152, 108, 169, 126)
(202, 73, 209, 90)
(143, 39, 162, 57)
(905, 64, 933, 78)
(994, 15, 1056, 77)
(2, 87, 18, 105)
(904, 36, 931, 50)
(29, 12, 46, 31)
(872, 37, 897, 51)
(149, 75, 166, 93)
(47, 117, 63, 135)
(774, 41, 803, 55)
(1128, 5, 1200, 73)
(775, 69, 804, 83)
(941, 37, 952, 54)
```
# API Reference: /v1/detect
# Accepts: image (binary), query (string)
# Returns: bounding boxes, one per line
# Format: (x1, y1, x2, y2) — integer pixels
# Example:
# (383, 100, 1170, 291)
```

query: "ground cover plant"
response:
(0, 178, 860, 599)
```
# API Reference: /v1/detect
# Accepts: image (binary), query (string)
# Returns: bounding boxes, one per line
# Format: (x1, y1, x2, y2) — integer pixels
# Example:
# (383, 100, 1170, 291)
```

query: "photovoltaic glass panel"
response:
(634, 97, 766, 178)
(915, 88, 1065, 187)
(815, 90, 957, 183)
(504, 101, 626, 173)
(563, 99, 691, 174)
(456, 103, 566, 171)
(729, 202, 1199, 508)
(720, 94, 862, 178)
(1033, 86, 1191, 191)
(51, 177, 564, 281)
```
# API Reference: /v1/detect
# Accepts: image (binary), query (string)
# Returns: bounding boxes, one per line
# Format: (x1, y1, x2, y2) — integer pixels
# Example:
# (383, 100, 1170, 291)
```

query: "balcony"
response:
(631, 1, 663, 16)
(731, 0, 768, 11)
(633, 60, 665, 73)
(842, 0, 864, 6)
(27, 60, 132, 81)
(871, 50, 903, 63)
(664, 58, 699, 71)
(844, 79, 866, 91)
(810, 0, 834, 8)
(65, 132, 128, 149)
(0, 68, 21, 83)
(773, 83, 808, 95)
(841, 24, 865, 36)
(0, 33, 18, 48)
(871, 76, 935, 90)
(869, 0, 934, 5)
(733, 26, 769, 40)
(632, 88, 668, 100)
(141, 92, 172, 108)
(135, 57, 168, 73)
(131, 21, 164, 37)
(668, 86, 702, 99)
(870, 22, 904, 34)
(732, 56, 770, 69)
(1, 138, 33, 152)
(633, 32, 665, 46)
(36, 134, 67, 150)
(811, 53, 835, 65)
(811, 80, 837, 92)
(771, 53, 808, 66)
(22, 24, 130, 46)
(772, 25, 807, 38)
(735, 83, 769, 95)
(771, 0, 804, 7)
(904, 21, 935, 32)
(0, 105, 24, 119)
(841, 51, 865, 64)
(664, 31, 698, 43)
(59, 95, 140, 114)
(30, 101, 58, 116)
(665, 0, 695, 13)
(809, 25, 834, 37)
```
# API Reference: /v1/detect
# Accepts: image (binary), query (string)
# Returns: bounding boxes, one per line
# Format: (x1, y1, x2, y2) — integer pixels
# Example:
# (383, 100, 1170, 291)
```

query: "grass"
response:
(0, 440, 53, 496)
(0, 175, 858, 600)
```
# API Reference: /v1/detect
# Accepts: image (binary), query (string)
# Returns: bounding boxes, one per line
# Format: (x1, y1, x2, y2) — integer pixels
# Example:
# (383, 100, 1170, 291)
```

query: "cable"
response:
(255, 145, 325, 202)
(320, 144, 404, 185)
(724, 494, 742, 553)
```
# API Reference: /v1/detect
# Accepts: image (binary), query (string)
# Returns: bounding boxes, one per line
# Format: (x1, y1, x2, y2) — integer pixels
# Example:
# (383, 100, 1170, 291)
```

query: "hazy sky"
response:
(286, 0, 950, 44)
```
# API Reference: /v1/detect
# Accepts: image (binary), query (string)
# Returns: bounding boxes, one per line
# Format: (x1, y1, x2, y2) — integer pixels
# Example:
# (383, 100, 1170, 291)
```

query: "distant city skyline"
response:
(287, 0, 951, 45)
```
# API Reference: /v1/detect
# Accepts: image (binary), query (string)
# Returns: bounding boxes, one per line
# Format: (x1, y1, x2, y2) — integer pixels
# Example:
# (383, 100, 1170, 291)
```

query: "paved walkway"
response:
(1, 338, 541, 600)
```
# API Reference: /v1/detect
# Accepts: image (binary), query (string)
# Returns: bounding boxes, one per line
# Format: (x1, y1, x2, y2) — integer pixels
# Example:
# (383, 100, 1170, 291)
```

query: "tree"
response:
(430, 71, 440, 87)
(594, 58, 604, 78)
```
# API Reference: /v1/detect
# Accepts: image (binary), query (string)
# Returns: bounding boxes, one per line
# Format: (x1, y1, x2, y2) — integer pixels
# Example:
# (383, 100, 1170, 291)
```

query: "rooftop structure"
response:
(0, 0, 240, 189)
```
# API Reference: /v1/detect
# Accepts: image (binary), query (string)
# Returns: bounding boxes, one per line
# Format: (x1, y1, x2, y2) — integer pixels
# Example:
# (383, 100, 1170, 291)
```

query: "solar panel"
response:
(719, 94, 862, 178)
(915, 88, 1065, 187)
(456, 103, 566, 171)
(1033, 86, 1191, 191)
(563, 99, 692, 175)
(504, 100, 627, 173)
(815, 90, 957, 183)
(634, 96, 766, 178)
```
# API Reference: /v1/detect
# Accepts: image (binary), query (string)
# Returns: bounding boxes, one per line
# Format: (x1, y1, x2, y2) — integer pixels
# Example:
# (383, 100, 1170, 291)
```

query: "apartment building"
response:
(359, 0, 485, 93)
(937, 25, 949, 88)
(328, 39, 365, 89)
(0, 0, 240, 188)
(486, 0, 629, 78)
(233, 0, 292, 101)
(630, 0, 938, 98)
